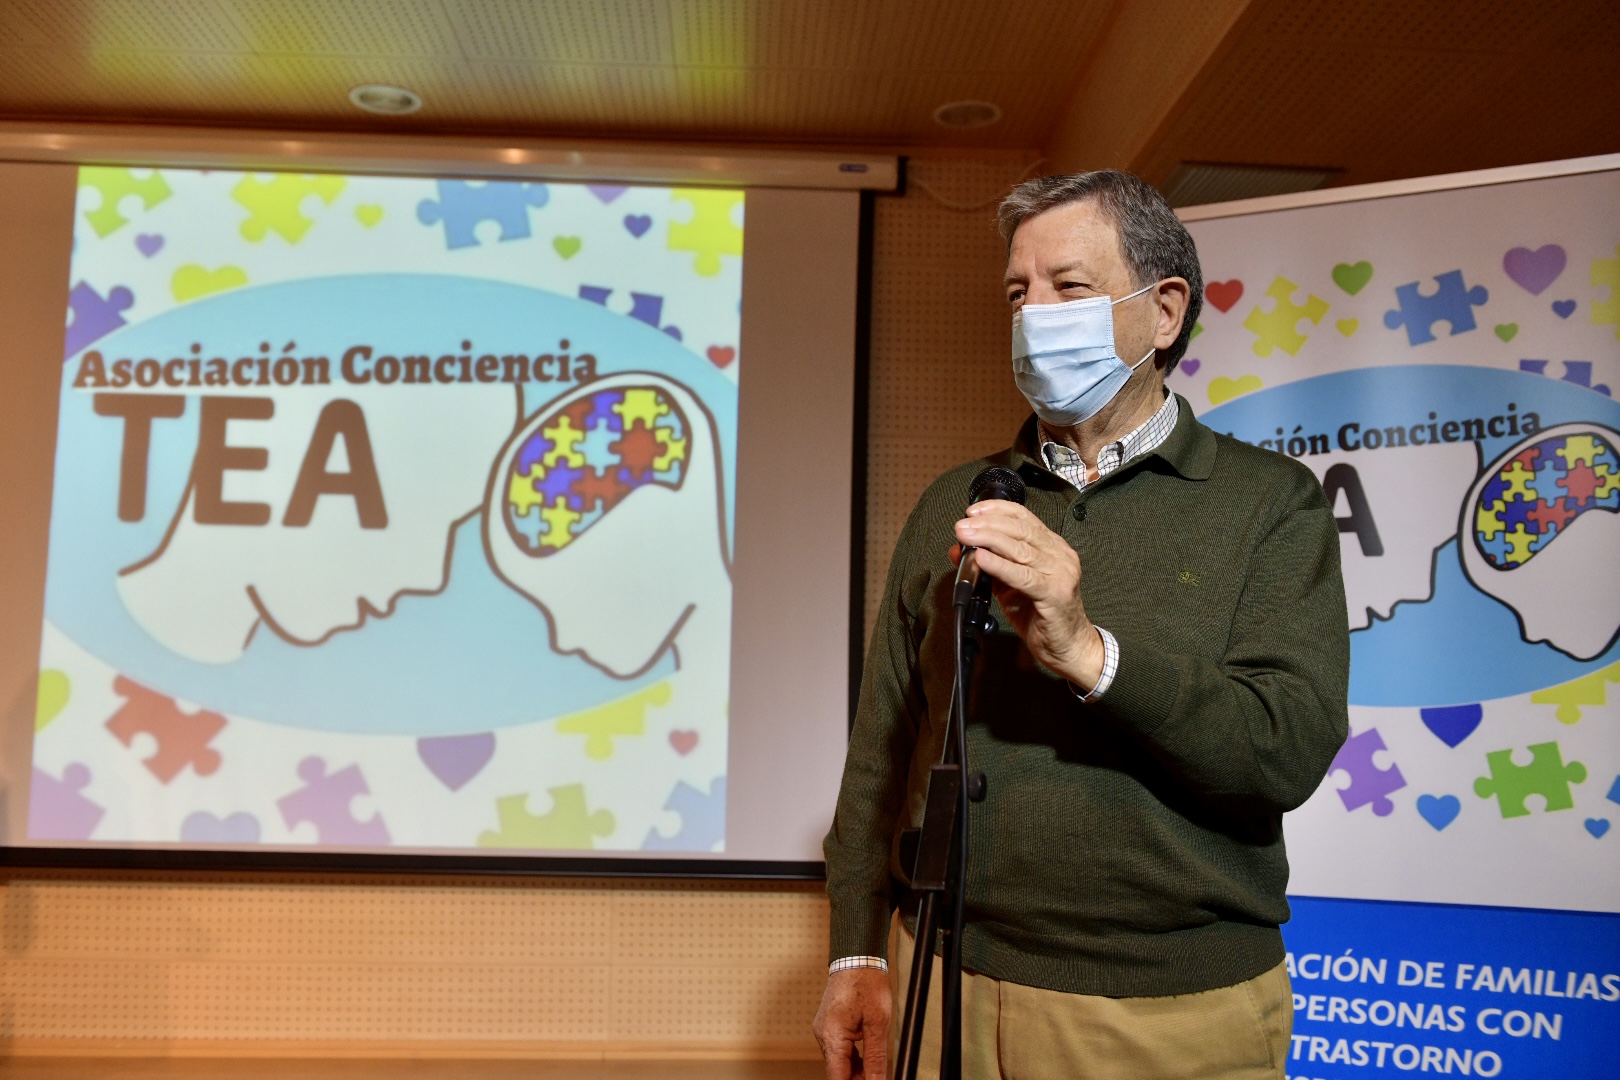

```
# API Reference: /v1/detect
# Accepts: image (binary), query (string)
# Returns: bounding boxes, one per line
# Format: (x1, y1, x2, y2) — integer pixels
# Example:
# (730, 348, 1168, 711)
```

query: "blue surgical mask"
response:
(1011, 282, 1157, 427)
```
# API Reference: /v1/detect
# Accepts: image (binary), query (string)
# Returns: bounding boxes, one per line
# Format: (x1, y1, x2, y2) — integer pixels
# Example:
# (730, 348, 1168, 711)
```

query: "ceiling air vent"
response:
(1160, 162, 1341, 208)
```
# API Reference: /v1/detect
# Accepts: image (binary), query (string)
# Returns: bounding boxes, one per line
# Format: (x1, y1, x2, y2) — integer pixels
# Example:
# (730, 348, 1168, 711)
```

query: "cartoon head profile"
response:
(1460, 423, 1620, 660)
(483, 372, 731, 680)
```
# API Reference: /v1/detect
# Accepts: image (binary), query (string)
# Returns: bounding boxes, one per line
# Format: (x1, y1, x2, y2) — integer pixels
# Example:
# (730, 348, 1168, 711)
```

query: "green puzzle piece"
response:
(1242, 276, 1329, 357)
(79, 167, 172, 237)
(1473, 741, 1586, 818)
(477, 784, 615, 849)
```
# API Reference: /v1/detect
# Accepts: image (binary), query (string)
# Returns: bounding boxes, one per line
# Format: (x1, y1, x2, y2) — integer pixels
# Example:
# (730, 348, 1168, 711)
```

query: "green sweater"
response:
(824, 395, 1350, 998)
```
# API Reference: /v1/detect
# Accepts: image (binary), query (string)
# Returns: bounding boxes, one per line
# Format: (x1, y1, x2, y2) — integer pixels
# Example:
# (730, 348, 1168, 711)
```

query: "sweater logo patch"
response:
(1178, 570, 1201, 587)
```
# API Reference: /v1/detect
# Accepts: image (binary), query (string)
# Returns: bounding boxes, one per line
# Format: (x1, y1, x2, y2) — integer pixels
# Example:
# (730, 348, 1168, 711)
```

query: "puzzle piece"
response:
(508, 463, 549, 517)
(78, 167, 172, 237)
(1328, 727, 1407, 816)
(669, 189, 743, 276)
(1593, 246, 1620, 340)
(277, 756, 391, 845)
(106, 675, 225, 783)
(1556, 435, 1601, 469)
(616, 388, 670, 429)
(1474, 741, 1586, 817)
(1473, 433, 1620, 567)
(28, 763, 104, 841)
(642, 777, 727, 851)
(1499, 460, 1536, 502)
(1519, 359, 1612, 397)
(1383, 270, 1489, 345)
(64, 280, 134, 358)
(417, 180, 550, 249)
(1241, 277, 1329, 357)
(538, 496, 583, 549)
(556, 681, 672, 759)
(1530, 660, 1620, 724)
(541, 416, 586, 467)
(232, 174, 346, 243)
(477, 784, 615, 849)
(652, 428, 688, 472)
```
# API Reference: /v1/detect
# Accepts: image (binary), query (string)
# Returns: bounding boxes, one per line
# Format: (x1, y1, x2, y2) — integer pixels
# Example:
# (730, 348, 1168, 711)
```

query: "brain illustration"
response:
(1473, 433, 1620, 569)
(503, 386, 690, 556)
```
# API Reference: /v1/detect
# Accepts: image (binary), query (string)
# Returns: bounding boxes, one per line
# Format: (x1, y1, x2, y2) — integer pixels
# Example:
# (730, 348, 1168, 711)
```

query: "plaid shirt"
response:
(828, 393, 1180, 978)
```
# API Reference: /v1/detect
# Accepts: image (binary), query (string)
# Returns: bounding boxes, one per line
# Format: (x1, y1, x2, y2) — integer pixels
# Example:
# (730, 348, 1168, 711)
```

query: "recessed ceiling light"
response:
(349, 84, 423, 116)
(933, 100, 1001, 130)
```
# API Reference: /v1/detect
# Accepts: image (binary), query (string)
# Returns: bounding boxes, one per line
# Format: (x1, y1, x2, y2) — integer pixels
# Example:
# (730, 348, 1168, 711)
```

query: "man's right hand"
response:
(812, 967, 892, 1079)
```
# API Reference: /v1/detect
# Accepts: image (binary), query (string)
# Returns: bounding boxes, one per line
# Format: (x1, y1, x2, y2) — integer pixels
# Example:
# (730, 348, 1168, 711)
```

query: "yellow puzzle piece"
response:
(556, 682, 673, 760)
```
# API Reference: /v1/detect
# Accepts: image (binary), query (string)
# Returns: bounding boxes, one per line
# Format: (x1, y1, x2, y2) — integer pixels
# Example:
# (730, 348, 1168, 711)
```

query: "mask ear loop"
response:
(1117, 279, 1161, 372)
(1128, 346, 1156, 371)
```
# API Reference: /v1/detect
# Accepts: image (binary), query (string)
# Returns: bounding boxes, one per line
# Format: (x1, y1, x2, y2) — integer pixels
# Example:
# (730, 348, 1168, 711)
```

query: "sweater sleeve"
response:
(823, 515, 930, 962)
(1093, 502, 1350, 813)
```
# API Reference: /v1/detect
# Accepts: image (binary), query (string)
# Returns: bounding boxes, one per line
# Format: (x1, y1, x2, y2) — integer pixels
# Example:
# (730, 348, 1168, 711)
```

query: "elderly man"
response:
(813, 170, 1349, 1080)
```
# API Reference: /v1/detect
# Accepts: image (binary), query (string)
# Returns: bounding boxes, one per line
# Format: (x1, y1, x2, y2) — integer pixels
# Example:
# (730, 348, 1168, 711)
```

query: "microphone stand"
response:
(894, 559, 994, 1080)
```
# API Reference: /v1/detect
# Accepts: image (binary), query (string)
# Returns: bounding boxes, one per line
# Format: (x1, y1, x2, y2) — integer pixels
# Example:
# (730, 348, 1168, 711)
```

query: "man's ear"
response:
(1155, 276, 1192, 349)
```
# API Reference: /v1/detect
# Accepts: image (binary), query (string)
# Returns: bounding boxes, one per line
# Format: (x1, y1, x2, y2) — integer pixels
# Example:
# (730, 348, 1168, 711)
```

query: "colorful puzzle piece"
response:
(668, 189, 743, 276)
(231, 174, 346, 243)
(1593, 245, 1620, 340)
(417, 180, 550, 249)
(1530, 659, 1620, 724)
(477, 784, 615, 849)
(277, 756, 391, 845)
(1328, 727, 1406, 816)
(1518, 359, 1612, 397)
(28, 763, 104, 841)
(556, 682, 672, 760)
(64, 280, 134, 359)
(1474, 741, 1586, 818)
(106, 675, 225, 783)
(1241, 277, 1329, 357)
(503, 386, 691, 556)
(642, 777, 727, 851)
(1383, 270, 1489, 345)
(78, 167, 172, 237)
(1471, 433, 1620, 568)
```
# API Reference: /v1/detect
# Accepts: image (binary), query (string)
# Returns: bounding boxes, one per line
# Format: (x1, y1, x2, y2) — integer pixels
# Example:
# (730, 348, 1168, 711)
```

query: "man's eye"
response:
(1008, 290, 1025, 303)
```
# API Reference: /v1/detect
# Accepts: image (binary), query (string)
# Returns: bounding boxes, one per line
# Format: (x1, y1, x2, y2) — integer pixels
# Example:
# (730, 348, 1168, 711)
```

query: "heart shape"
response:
(134, 233, 164, 257)
(35, 669, 70, 731)
(1586, 818, 1610, 838)
(1331, 261, 1374, 296)
(553, 235, 582, 259)
(1552, 299, 1576, 319)
(1179, 358, 1201, 376)
(669, 730, 699, 755)
(355, 204, 384, 228)
(171, 264, 248, 302)
(1419, 704, 1481, 747)
(1336, 318, 1359, 337)
(1416, 794, 1461, 831)
(588, 184, 627, 204)
(623, 214, 653, 238)
(1503, 245, 1566, 295)
(181, 811, 261, 844)
(1208, 375, 1262, 406)
(1204, 280, 1243, 313)
(1191, 321, 1204, 339)
(1494, 323, 1519, 342)
(417, 732, 496, 791)
(706, 345, 735, 368)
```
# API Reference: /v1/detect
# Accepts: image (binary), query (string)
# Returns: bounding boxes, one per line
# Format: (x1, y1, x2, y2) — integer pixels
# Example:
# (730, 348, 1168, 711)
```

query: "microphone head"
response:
(968, 466, 1027, 506)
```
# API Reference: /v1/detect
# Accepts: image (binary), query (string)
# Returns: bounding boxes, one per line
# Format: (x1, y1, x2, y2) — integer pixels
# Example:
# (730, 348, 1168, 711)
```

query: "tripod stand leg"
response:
(894, 891, 940, 1080)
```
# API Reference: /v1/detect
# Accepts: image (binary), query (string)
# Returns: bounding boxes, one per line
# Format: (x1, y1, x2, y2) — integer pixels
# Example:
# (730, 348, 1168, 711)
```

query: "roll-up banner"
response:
(1181, 158, 1620, 1079)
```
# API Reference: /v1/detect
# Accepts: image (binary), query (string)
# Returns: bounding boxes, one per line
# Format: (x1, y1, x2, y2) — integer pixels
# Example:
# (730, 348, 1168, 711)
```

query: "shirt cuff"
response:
(829, 955, 889, 974)
(1072, 626, 1119, 702)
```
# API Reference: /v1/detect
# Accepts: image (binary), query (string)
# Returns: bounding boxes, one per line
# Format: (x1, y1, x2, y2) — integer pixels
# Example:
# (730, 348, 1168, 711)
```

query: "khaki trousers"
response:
(888, 922, 1292, 1080)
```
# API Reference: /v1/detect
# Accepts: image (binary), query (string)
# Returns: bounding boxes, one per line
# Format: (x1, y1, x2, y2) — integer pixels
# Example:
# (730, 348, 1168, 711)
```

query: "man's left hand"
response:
(953, 500, 1106, 690)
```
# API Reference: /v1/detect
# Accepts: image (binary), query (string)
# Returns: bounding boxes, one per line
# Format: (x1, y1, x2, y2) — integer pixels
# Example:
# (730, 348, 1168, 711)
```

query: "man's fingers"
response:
(974, 546, 1042, 594)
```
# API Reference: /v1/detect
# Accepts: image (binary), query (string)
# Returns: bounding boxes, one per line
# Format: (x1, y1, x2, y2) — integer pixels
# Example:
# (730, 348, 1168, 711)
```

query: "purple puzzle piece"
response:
(1328, 728, 1407, 816)
(64, 281, 134, 359)
(278, 756, 391, 846)
(1502, 245, 1566, 296)
(29, 764, 105, 840)
(181, 811, 261, 844)
(417, 733, 496, 791)
(583, 390, 624, 432)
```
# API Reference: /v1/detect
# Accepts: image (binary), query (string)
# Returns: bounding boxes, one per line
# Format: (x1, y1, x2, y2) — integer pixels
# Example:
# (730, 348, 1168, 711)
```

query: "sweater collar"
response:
(1008, 393, 1216, 484)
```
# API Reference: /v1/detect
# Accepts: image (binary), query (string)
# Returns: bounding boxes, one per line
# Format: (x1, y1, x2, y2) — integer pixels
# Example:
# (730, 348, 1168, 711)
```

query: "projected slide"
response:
(33, 167, 743, 853)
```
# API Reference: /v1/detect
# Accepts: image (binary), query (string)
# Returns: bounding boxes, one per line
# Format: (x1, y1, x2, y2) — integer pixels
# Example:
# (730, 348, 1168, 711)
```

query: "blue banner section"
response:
(1282, 896, 1620, 1078)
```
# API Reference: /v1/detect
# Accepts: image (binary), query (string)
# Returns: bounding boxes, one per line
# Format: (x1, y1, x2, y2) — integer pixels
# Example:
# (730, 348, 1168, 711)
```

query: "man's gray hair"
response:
(997, 170, 1203, 373)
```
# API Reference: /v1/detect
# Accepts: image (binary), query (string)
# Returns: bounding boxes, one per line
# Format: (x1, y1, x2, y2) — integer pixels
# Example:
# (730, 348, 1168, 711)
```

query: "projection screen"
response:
(0, 135, 894, 874)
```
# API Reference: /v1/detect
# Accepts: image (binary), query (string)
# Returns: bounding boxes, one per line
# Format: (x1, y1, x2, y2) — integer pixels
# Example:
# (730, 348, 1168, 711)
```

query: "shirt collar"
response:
(1009, 393, 1216, 485)
(1038, 390, 1180, 481)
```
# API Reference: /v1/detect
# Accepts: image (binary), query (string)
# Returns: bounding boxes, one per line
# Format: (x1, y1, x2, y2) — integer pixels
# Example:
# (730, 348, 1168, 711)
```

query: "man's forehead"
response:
(1006, 200, 1122, 275)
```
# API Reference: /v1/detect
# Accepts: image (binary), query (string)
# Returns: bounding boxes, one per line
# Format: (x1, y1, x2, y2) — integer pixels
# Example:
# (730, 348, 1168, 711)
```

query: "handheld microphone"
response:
(953, 466, 1027, 608)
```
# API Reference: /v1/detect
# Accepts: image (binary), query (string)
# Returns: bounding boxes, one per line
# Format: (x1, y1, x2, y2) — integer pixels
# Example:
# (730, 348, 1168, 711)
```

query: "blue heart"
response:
(1420, 704, 1481, 747)
(1586, 818, 1611, 838)
(1552, 299, 1576, 319)
(624, 213, 653, 238)
(1417, 794, 1461, 831)
(1607, 774, 1620, 806)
